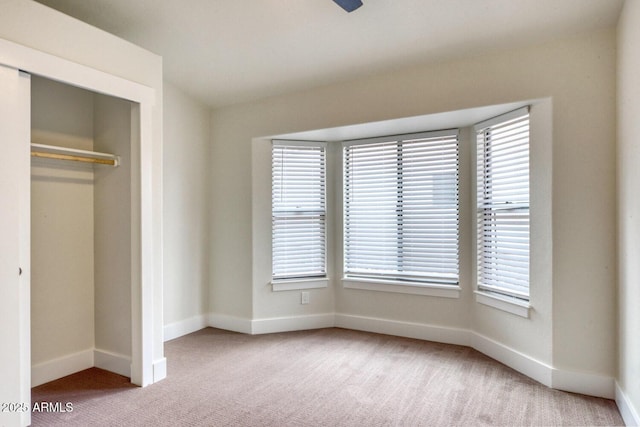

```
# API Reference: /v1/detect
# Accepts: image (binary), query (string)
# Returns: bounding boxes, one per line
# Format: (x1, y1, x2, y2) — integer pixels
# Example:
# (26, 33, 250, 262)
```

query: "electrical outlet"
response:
(301, 291, 310, 305)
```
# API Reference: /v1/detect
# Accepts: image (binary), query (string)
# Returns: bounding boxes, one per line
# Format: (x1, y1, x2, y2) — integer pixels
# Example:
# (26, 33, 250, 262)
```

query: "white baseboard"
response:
(617, 382, 640, 426)
(334, 313, 471, 346)
(470, 332, 553, 388)
(335, 314, 554, 388)
(164, 314, 208, 342)
(207, 311, 615, 400)
(94, 348, 131, 378)
(335, 314, 617, 400)
(153, 357, 167, 383)
(31, 349, 94, 387)
(252, 313, 335, 335)
(551, 368, 615, 399)
(208, 313, 253, 334)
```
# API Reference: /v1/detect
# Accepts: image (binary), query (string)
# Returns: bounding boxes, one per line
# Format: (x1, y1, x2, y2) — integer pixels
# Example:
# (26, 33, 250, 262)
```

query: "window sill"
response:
(474, 291, 531, 318)
(342, 277, 460, 298)
(271, 277, 329, 292)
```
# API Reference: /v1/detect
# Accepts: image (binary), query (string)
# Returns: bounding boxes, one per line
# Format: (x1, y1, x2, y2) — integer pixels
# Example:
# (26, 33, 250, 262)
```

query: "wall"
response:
(163, 81, 211, 335)
(0, 0, 165, 376)
(30, 76, 95, 367)
(617, 0, 640, 424)
(210, 29, 617, 393)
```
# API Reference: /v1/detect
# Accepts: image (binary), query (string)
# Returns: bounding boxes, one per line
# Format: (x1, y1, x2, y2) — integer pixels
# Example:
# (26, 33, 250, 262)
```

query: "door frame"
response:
(0, 36, 159, 425)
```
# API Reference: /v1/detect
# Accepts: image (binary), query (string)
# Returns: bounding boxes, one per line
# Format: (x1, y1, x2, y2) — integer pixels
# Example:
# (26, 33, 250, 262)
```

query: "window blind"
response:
(343, 130, 459, 285)
(475, 108, 530, 299)
(272, 141, 326, 280)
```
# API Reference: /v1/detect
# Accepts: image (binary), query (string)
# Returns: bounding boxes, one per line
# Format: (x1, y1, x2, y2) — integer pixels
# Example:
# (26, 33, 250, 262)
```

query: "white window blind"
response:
(272, 141, 326, 280)
(343, 130, 459, 285)
(475, 107, 530, 299)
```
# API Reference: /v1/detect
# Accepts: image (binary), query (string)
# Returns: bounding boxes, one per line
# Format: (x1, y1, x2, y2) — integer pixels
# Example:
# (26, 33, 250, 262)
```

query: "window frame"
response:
(341, 130, 460, 292)
(474, 107, 531, 303)
(271, 140, 328, 286)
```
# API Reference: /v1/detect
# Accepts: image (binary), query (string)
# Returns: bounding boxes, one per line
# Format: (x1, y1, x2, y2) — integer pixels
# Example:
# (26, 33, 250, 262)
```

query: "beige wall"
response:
(617, 0, 640, 420)
(211, 29, 617, 378)
(163, 81, 211, 325)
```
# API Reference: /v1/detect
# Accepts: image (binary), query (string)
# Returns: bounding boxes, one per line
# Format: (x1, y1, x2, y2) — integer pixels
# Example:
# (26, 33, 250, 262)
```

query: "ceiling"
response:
(35, 0, 624, 108)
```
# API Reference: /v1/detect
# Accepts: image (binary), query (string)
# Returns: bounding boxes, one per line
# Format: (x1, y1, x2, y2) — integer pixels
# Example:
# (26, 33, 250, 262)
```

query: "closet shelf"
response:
(31, 143, 120, 167)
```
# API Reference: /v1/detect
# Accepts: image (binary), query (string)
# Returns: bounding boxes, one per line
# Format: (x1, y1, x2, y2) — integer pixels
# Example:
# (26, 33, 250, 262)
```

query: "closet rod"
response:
(30, 143, 120, 167)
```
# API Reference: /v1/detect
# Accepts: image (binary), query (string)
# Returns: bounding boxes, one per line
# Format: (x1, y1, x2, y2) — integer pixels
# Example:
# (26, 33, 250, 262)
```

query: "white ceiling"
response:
(35, 0, 624, 108)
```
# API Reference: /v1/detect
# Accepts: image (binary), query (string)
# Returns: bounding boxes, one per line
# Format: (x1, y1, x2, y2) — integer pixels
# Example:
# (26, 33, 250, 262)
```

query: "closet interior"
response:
(30, 75, 134, 386)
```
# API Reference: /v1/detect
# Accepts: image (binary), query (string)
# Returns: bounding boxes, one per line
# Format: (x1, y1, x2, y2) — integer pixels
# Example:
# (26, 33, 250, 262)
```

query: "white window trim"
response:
(271, 140, 328, 281)
(343, 277, 460, 298)
(474, 290, 531, 318)
(271, 277, 329, 292)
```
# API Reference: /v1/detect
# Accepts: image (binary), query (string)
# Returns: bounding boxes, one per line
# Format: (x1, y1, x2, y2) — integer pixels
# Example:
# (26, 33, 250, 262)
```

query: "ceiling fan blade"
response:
(333, 0, 363, 12)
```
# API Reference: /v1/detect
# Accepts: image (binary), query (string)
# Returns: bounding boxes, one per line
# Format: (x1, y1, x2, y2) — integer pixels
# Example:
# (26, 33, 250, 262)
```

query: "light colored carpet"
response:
(32, 327, 623, 426)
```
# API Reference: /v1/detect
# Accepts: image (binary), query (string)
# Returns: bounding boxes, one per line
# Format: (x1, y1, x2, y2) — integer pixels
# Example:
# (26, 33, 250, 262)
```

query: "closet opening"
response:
(30, 75, 137, 387)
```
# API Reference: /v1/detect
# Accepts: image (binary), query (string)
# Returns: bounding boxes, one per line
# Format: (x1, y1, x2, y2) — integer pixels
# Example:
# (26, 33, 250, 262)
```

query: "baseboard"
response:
(153, 357, 167, 383)
(551, 368, 615, 399)
(251, 313, 335, 335)
(206, 311, 616, 400)
(164, 314, 208, 342)
(94, 348, 131, 378)
(616, 382, 640, 426)
(336, 315, 616, 399)
(208, 313, 253, 334)
(334, 314, 554, 389)
(470, 332, 553, 388)
(334, 313, 471, 346)
(31, 349, 94, 387)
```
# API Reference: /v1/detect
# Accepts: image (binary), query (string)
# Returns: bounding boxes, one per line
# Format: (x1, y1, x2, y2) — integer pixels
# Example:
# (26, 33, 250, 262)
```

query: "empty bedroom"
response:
(0, 0, 639, 426)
